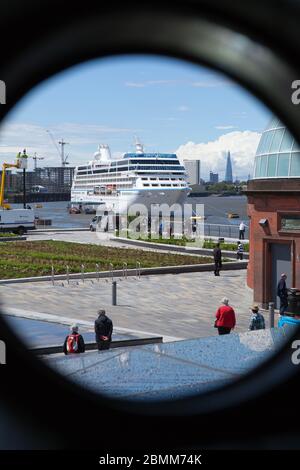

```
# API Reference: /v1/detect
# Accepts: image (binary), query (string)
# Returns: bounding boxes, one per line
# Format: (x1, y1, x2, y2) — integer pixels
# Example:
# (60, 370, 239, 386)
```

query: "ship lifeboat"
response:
(227, 212, 239, 218)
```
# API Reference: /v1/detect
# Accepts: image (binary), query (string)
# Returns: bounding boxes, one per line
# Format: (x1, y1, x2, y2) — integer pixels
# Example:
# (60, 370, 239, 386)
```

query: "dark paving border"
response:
(31, 336, 163, 355)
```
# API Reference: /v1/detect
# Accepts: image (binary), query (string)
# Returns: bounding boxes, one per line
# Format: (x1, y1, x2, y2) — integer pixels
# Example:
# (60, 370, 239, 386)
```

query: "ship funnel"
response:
(93, 145, 101, 160)
(99, 144, 111, 161)
(134, 136, 144, 154)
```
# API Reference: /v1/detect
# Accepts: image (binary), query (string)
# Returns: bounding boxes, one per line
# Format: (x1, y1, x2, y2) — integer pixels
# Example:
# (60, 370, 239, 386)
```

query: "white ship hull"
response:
(71, 188, 189, 214)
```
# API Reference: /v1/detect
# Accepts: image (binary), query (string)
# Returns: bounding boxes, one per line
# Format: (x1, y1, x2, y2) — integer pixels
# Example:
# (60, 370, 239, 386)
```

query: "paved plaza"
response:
(0, 269, 268, 342)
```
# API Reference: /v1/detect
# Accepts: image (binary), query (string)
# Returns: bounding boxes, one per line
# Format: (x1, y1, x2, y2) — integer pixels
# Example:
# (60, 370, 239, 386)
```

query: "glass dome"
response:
(253, 117, 300, 178)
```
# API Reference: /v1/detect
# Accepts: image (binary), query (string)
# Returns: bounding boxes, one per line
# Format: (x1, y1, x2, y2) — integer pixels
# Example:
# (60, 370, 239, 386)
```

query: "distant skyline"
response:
(0, 54, 272, 180)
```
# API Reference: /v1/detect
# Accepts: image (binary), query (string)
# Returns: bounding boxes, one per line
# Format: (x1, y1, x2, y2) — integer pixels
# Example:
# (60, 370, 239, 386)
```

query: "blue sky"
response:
(0, 54, 272, 180)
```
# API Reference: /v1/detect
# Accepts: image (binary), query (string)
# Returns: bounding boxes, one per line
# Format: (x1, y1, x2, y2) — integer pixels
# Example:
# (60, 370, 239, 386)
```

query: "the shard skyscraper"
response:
(225, 151, 233, 183)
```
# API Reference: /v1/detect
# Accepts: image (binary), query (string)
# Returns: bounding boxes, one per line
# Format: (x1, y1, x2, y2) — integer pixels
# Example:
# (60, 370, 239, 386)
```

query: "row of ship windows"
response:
(141, 177, 184, 181)
(75, 177, 134, 182)
(143, 183, 185, 187)
(76, 166, 185, 174)
(77, 159, 180, 171)
(73, 183, 132, 188)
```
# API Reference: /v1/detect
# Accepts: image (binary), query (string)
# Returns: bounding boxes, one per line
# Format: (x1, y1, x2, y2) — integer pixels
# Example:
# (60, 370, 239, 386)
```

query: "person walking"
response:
(248, 304, 265, 330)
(213, 242, 222, 276)
(239, 221, 246, 240)
(215, 297, 236, 335)
(63, 324, 85, 355)
(237, 241, 244, 260)
(94, 309, 113, 351)
(277, 273, 289, 315)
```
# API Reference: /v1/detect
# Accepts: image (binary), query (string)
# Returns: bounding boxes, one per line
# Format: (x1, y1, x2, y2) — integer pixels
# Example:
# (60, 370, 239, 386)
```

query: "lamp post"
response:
(19, 149, 28, 209)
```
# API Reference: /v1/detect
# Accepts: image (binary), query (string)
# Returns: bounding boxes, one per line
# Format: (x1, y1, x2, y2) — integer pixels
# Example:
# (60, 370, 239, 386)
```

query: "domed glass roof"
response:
(253, 117, 300, 178)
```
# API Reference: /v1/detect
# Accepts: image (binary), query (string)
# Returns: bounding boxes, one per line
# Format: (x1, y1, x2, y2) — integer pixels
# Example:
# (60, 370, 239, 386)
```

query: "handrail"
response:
(204, 222, 249, 228)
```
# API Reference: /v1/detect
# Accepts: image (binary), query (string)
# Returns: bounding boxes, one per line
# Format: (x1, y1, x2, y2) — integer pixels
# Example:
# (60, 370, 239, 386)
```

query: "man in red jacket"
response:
(215, 297, 236, 335)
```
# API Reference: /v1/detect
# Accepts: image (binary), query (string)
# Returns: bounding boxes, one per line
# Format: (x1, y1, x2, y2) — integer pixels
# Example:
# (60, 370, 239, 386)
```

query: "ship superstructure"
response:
(71, 139, 190, 213)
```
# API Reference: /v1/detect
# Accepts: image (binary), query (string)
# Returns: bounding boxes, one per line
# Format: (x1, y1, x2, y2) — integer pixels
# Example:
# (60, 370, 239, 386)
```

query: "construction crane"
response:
(46, 130, 69, 167)
(32, 152, 44, 171)
(0, 151, 28, 209)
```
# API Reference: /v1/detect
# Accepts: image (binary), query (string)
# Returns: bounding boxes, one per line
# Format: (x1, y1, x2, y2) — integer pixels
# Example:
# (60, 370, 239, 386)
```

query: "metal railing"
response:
(49, 261, 142, 286)
(204, 223, 249, 239)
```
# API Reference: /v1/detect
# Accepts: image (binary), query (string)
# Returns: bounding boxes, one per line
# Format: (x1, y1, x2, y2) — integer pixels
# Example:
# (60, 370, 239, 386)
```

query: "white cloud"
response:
(0, 122, 137, 168)
(215, 125, 237, 130)
(191, 80, 232, 88)
(176, 130, 261, 180)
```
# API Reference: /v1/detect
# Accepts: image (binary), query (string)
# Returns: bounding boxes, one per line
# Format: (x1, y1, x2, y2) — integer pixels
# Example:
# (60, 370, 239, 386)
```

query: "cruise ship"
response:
(71, 140, 190, 214)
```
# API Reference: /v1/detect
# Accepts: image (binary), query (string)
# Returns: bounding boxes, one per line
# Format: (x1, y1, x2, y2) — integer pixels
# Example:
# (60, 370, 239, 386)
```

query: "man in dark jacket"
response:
(63, 324, 85, 355)
(213, 243, 222, 276)
(94, 309, 113, 351)
(277, 273, 289, 315)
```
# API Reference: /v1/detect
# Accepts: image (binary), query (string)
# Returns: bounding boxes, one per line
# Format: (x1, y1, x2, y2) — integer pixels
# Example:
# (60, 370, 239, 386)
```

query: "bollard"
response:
(96, 263, 100, 282)
(81, 264, 85, 283)
(112, 280, 117, 305)
(269, 302, 275, 328)
(51, 264, 55, 286)
(123, 262, 128, 280)
(66, 265, 70, 285)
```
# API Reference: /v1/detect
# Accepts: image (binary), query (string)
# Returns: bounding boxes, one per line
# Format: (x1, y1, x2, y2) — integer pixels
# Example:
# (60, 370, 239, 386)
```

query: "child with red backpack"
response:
(63, 324, 85, 355)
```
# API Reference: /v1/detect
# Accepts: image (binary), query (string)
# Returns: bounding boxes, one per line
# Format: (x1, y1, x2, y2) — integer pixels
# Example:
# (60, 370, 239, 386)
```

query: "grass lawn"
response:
(128, 235, 249, 252)
(0, 240, 214, 279)
(0, 232, 18, 238)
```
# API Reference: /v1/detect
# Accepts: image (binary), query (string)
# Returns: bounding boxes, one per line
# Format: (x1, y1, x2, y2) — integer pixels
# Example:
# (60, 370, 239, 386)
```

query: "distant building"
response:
(209, 171, 219, 184)
(0, 169, 21, 192)
(33, 166, 75, 193)
(184, 159, 201, 185)
(5, 166, 75, 193)
(224, 151, 233, 183)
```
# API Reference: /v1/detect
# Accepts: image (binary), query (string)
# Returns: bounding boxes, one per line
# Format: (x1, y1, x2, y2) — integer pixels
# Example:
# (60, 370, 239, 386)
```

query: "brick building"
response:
(245, 117, 300, 309)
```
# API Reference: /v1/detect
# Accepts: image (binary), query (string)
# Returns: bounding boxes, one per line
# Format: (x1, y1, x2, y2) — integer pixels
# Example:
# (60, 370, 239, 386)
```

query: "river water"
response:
(12, 195, 249, 234)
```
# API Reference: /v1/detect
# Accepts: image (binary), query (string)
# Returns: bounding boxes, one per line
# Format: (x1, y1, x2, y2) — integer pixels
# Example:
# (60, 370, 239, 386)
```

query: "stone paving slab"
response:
(0, 270, 270, 342)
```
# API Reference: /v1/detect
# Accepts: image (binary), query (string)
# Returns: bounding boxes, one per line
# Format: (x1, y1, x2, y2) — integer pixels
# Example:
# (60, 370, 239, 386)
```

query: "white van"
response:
(0, 209, 36, 235)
